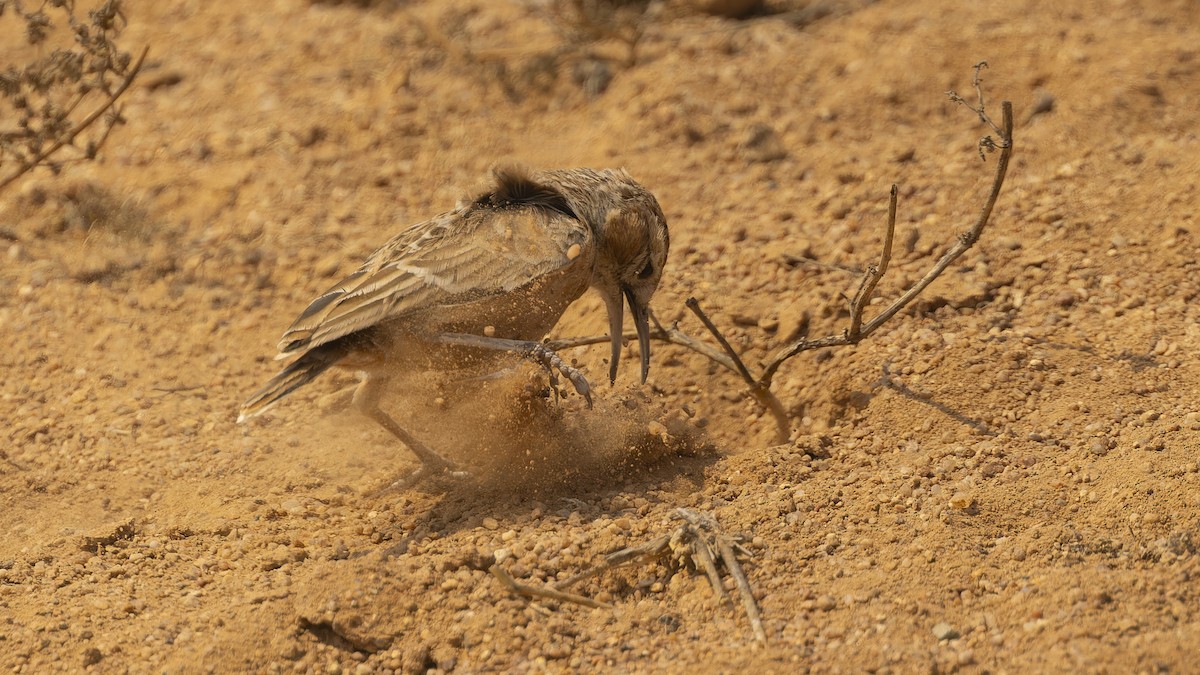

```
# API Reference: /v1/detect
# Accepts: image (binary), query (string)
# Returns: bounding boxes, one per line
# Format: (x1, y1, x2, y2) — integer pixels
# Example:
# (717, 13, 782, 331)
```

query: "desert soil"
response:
(3, 0, 1200, 672)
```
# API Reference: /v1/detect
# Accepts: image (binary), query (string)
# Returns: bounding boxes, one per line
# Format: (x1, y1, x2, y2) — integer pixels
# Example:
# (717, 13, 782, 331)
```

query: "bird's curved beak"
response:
(626, 287, 652, 384)
(606, 286, 652, 384)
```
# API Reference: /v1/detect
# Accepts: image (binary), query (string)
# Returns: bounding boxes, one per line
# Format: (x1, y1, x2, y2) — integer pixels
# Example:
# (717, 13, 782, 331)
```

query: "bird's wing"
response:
(275, 197, 592, 357)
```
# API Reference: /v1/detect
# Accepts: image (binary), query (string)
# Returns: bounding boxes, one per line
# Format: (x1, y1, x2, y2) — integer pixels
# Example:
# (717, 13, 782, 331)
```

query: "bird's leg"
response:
(352, 372, 463, 487)
(455, 365, 522, 383)
(316, 383, 358, 415)
(433, 333, 593, 408)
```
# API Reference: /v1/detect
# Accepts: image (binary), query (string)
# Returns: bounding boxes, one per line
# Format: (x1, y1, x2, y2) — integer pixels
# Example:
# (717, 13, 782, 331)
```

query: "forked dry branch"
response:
(550, 65, 1014, 442)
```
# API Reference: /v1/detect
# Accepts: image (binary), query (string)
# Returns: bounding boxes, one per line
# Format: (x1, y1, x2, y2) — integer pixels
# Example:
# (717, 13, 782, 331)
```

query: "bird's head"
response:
(538, 167, 669, 383)
(585, 170, 670, 384)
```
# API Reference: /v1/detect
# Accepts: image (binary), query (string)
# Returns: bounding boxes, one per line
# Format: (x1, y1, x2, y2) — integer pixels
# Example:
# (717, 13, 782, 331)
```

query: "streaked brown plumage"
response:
(239, 166, 669, 482)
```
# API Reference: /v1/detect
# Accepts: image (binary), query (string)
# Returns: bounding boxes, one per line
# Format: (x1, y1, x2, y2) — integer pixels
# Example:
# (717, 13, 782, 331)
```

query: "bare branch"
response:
(680, 299, 789, 442)
(848, 184, 898, 338)
(547, 309, 792, 442)
(544, 314, 741, 374)
(860, 99, 1012, 335)
(971, 62, 990, 113)
(765, 99, 1013, 368)
(947, 61, 1008, 157)
(684, 298, 756, 387)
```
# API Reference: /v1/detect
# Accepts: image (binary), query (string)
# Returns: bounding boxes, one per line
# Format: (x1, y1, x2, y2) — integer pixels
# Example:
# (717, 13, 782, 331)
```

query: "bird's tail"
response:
(237, 343, 348, 422)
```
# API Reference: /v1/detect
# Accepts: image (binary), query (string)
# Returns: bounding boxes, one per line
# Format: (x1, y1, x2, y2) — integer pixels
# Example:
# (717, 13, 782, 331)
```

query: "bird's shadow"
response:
(876, 362, 997, 436)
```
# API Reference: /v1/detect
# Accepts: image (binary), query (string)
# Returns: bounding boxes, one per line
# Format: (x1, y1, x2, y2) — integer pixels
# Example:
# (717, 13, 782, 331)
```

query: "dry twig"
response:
(551, 68, 1014, 442)
(490, 565, 610, 609)
(672, 509, 766, 643)
(549, 508, 767, 644)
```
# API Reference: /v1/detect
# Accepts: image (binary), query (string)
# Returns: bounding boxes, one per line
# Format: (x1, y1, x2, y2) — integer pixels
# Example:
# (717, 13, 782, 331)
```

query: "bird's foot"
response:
(431, 333, 592, 407)
(376, 458, 469, 495)
(526, 343, 592, 408)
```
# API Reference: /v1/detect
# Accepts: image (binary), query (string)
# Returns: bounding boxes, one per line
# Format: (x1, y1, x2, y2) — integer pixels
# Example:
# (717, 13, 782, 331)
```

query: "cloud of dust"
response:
(377, 366, 710, 495)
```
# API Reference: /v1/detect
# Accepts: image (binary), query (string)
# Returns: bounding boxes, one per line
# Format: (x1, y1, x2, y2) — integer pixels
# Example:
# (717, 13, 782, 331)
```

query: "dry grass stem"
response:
(672, 509, 767, 644)
(553, 534, 672, 591)
(715, 533, 767, 643)
(490, 566, 611, 609)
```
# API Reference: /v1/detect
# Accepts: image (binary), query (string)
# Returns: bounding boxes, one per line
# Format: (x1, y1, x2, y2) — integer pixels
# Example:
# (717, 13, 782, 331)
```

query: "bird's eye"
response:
(637, 260, 654, 279)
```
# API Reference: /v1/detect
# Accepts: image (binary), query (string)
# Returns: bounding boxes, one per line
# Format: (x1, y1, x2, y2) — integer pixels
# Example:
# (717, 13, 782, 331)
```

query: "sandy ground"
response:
(3, 0, 1200, 672)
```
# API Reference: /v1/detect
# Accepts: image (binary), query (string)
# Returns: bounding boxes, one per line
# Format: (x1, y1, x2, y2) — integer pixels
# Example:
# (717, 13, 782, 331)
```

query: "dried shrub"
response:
(0, 0, 146, 192)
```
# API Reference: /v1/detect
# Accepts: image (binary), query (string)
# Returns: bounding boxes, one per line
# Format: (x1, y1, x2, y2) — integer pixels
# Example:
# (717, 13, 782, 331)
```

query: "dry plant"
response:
(0, 0, 147, 193)
(493, 508, 766, 643)
(550, 63, 1015, 443)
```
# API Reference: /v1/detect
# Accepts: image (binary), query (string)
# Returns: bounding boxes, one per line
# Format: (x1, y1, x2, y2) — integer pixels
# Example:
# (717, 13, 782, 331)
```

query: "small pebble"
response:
(647, 421, 669, 440)
(932, 622, 960, 640)
(949, 494, 974, 510)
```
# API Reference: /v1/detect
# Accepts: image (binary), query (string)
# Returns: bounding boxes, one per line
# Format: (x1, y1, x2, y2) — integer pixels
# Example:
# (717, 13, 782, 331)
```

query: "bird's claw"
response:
(527, 344, 592, 408)
(376, 460, 469, 495)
